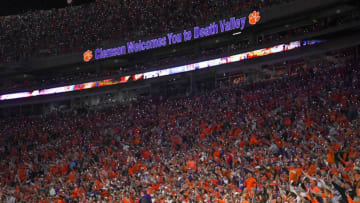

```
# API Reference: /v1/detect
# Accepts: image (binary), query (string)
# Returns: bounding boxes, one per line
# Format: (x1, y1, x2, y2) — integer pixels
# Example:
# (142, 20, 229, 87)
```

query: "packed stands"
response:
(0, 54, 359, 202)
(0, 0, 298, 64)
(1, 0, 360, 202)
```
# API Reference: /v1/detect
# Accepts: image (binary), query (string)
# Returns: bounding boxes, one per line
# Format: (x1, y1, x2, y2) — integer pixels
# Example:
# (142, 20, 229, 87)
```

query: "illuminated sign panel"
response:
(84, 12, 261, 62)
(0, 40, 324, 101)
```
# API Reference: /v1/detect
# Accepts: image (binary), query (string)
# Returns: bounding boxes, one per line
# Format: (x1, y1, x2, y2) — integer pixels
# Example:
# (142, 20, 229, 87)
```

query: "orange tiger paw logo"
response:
(83, 50, 93, 62)
(249, 11, 261, 25)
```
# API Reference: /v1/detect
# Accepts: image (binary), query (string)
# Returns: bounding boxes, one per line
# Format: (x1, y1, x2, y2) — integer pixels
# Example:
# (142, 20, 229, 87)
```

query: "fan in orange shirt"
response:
(327, 148, 335, 164)
(249, 133, 259, 146)
(244, 173, 257, 191)
(213, 150, 221, 161)
(122, 196, 130, 203)
(186, 160, 196, 171)
(288, 167, 301, 183)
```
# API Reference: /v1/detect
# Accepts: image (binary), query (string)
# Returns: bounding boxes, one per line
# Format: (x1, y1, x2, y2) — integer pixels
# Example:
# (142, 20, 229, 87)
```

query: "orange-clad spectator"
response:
(186, 160, 196, 171)
(213, 150, 221, 161)
(288, 167, 301, 183)
(244, 174, 257, 191)
(249, 134, 259, 146)
(327, 148, 335, 164)
(122, 197, 130, 203)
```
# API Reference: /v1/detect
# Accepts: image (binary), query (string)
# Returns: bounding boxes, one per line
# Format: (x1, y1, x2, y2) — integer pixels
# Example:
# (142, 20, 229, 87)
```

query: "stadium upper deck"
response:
(0, 0, 296, 63)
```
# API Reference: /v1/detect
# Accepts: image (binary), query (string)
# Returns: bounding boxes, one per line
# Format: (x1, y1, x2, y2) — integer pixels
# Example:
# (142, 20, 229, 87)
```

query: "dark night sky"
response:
(0, 0, 95, 16)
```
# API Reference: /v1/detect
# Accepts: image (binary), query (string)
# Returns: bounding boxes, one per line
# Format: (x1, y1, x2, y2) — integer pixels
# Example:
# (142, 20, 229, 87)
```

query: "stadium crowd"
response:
(0, 54, 359, 202)
(0, 0, 297, 64)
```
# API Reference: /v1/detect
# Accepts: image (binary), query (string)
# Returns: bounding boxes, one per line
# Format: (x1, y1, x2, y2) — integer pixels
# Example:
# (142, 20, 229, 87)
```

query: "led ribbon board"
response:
(83, 11, 262, 62)
(0, 40, 324, 101)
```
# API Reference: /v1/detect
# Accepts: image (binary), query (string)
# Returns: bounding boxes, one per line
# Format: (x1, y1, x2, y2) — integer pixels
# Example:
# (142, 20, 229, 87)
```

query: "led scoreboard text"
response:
(0, 11, 327, 101)
(85, 12, 260, 62)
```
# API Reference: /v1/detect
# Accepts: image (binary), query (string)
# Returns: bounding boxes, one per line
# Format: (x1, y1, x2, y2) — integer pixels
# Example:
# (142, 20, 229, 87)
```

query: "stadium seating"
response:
(0, 54, 359, 202)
